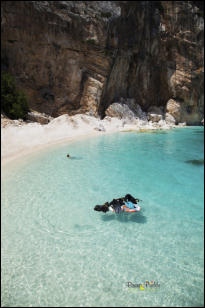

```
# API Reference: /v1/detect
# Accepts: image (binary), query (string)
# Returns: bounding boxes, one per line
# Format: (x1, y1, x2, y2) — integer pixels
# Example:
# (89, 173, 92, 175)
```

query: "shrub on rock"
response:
(1, 72, 29, 120)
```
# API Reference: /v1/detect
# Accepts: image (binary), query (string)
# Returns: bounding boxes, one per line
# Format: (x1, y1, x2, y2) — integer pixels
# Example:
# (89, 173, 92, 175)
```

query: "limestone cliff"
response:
(1, 1, 204, 124)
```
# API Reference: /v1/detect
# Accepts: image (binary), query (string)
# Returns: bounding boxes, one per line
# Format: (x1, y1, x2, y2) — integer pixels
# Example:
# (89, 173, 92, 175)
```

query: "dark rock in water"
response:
(185, 159, 204, 165)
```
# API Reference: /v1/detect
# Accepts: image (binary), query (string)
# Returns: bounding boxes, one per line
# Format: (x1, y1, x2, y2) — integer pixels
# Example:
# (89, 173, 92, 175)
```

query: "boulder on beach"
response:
(27, 111, 53, 125)
(147, 113, 163, 122)
(105, 103, 136, 120)
(166, 99, 181, 123)
(165, 113, 176, 125)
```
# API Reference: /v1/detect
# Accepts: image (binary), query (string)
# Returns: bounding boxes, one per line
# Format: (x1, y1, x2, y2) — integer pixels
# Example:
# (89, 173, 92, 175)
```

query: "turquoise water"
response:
(1, 127, 204, 307)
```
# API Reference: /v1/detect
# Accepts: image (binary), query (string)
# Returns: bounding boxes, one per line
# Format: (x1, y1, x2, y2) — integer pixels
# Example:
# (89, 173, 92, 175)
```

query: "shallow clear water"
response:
(2, 127, 204, 307)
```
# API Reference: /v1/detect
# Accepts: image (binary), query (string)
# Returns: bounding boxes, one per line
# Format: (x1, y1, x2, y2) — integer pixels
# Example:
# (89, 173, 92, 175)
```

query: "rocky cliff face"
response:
(1, 1, 204, 124)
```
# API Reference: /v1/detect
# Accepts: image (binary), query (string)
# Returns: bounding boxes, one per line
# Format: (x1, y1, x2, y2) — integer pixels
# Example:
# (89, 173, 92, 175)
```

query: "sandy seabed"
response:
(1, 114, 178, 166)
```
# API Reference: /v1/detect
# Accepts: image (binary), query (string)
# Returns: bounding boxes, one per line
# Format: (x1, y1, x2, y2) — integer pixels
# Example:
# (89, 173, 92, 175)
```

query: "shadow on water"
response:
(185, 159, 204, 166)
(67, 156, 83, 160)
(193, 130, 204, 134)
(101, 213, 147, 224)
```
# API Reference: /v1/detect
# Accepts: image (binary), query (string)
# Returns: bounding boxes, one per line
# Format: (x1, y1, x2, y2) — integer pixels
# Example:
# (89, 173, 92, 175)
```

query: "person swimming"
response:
(94, 202, 109, 213)
(124, 194, 141, 203)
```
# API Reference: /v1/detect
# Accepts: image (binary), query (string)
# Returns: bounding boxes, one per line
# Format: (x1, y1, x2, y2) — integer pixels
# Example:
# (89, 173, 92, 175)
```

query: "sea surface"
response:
(1, 127, 204, 307)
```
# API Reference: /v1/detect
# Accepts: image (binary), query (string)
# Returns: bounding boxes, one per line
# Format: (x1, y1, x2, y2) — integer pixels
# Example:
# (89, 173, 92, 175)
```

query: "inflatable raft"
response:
(109, 201, 141, 213)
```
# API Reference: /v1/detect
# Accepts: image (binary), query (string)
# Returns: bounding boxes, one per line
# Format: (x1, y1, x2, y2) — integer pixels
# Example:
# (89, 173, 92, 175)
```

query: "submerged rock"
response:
(185, 159, 204, 165)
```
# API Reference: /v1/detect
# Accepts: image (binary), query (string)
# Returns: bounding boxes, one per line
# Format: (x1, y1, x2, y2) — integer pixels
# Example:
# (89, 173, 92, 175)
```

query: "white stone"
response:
(94, 123, 105, 131)
(165, 113, 176, 125)
(178, 122, 187, 127)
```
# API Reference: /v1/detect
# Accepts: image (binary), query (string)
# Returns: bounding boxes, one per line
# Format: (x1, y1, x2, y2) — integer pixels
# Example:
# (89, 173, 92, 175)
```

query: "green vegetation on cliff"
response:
(1, 72, 29, 119)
